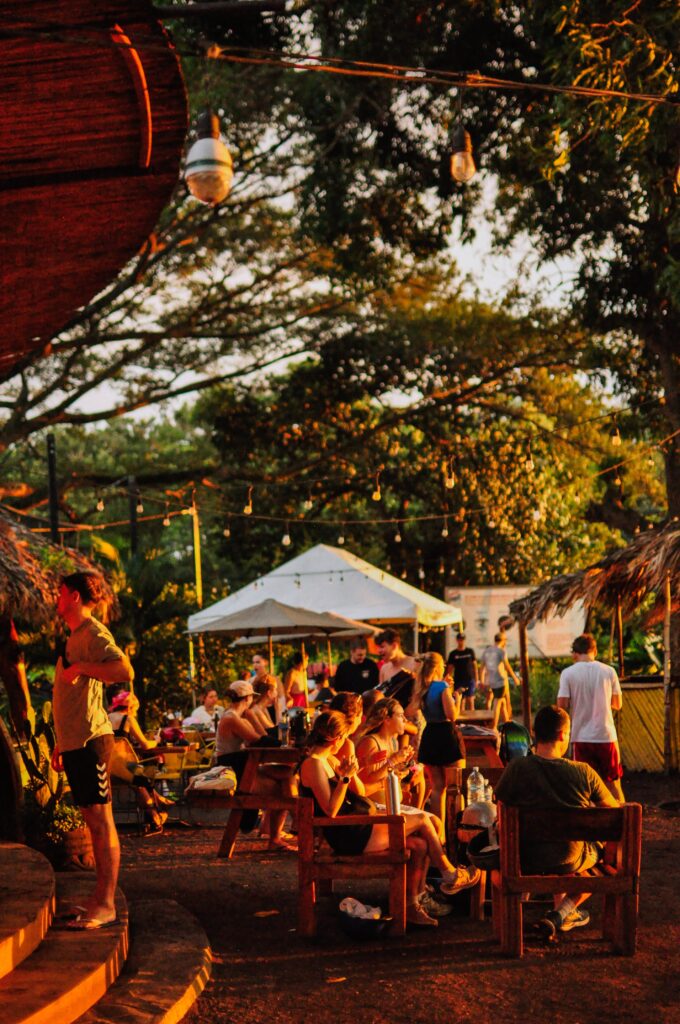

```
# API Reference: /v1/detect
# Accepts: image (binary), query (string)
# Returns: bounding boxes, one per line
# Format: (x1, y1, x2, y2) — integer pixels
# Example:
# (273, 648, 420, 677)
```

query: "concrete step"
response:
(0, 842, 55, 980)
(0, 874, 128, 1024)
(75, 898, 212, 1024)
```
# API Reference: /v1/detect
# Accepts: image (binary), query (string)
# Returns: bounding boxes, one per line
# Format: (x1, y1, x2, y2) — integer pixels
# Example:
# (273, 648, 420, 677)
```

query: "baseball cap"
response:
(229, 680, 254, 698)
(456, 632, 466, 639)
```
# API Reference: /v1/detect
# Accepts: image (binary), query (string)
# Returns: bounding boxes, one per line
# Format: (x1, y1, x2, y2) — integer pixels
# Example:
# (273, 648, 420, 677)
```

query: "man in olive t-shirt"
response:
(495, 704, 618, 938)
(53, 572, 133, 931)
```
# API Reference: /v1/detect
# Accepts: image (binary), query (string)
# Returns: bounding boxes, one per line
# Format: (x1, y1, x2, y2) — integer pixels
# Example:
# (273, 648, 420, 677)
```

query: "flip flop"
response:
(267, 839, 297, 853)
(65, 913, 118, 931)
(56, 904, 88, 922)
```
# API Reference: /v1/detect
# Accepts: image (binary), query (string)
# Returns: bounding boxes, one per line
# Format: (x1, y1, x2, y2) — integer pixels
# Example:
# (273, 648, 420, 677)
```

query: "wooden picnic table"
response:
(187, 745, 300, 858)
(457, 709, 497, 729)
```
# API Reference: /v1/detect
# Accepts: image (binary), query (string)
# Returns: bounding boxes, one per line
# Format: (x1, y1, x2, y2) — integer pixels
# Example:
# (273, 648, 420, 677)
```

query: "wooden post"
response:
(326, 637, 333, 672)
(46, 434, 59, 543)
(413, 620, 419, 654)
(615, 593, 625, 679)
(663, 571, 672, 775)
(267, 631, 274, 674)
(518, 621, 532, 730)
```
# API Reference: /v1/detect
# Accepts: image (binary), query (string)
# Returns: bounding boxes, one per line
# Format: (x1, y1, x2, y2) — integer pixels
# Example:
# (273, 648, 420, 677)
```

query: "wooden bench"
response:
(492, 802, 642, 957)
(187, 747, 299, 858)
(297, 797, 409, 937)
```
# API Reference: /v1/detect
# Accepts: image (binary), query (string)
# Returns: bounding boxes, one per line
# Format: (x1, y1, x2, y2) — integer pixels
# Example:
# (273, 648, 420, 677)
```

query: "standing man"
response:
(445, 632, 479, 712)
(557, 633, 625, 802)
(495, 704, 619, 939)
(333, 637, 379, 695)
(377, 628, 418, 685)
(480, 632, 520, 725)
(53, 571, 134, 930)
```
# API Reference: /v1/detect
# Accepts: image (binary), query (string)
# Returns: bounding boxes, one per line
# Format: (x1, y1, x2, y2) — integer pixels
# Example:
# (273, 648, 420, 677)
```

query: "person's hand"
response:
(51, 746, 63, 772)
(338, 755, 359, 778)
(60, 663, 82, 685)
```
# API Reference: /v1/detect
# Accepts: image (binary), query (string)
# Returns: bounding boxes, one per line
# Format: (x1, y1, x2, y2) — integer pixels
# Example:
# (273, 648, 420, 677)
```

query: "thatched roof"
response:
(510, 521, 680, 626)
(0, 513, 116, 626)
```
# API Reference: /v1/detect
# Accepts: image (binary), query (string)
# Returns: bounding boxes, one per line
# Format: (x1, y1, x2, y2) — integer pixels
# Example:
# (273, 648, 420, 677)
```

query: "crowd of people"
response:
(50, 571, 629, 941)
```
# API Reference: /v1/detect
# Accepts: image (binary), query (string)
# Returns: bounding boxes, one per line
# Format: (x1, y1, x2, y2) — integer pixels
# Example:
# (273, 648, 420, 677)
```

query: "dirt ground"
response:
(118, 772, 680, 1024)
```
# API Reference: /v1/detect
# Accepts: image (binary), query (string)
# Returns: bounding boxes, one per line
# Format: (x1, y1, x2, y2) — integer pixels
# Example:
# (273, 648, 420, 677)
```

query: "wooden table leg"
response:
(217, 809, 243, 858)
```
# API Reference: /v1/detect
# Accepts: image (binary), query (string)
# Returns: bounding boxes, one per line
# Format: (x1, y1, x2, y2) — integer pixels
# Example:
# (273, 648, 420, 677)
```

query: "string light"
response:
(418, 565, 426, 581)
(400, 567, 407, 580)
(441, 517, 449, 538)
(337, 526, 345, 546)
(303, 493, 313, 511)
(438, 559, 445, 575)
(243, 486, 253, 515)
(162, 504, 171, 527)
(609, 421, 622, 447)
(223, 520, 231, 538)
(612, 471, 622, 487)
(443, 458, 455, 490)
(532, 509, 542, 522)
(524, 446, 535, 473)
(281, 523, 292, 546)
(96, 495, 105, 512)
(372, 471, 382, 502)
(394, 522, 402, 543)
(135, 494, 144, 514)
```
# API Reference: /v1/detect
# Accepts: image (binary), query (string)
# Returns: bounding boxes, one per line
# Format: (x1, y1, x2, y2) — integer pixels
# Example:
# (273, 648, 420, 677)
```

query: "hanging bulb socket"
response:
(96, 496, 105, 512)
(394, 523, 402, 543)
(441, 518, 449, 538)
(184, 109, 233, 206)
(282, 525, 292, 547)
(609, 422, 622, 447)
(372, 471, 382, 502)
(450, 123, 476, 183)
(136, 495, 144, 514)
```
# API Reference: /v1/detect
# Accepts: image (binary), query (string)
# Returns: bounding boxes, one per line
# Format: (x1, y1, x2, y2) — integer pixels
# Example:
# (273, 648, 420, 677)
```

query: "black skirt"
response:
(419, 721, 464, 766)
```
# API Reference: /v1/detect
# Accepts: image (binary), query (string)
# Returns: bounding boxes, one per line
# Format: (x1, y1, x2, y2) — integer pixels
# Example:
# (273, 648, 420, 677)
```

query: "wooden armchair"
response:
(492, 802, 642, 957)
(297, 797, 409, 938)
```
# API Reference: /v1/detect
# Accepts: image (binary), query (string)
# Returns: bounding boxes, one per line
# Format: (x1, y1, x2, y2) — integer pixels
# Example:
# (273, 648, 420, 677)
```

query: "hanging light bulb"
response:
(613, 471, 622, 487)
(525, 446, 535, 472)
(418, 565, 426, 581)
(303, 493, 313, 512)
(394, 522, 402, 543)
(400, 567, 408, 580)
(136, 494, 144, 514)
(243, 486, 253, 515)
(450, 122, 476, 183)
(223, 521, 231, 539)
(184, 109, 233, 206)
(441, 517, 449, 538)
(444, 458, 455, 490)
(438, 559, 445, 576)
(488, 518, 496, 529)
(532, 508, 542, 522)
(162, 504, 171, 527)
(609, 421, 622, 447)
(281, 524, 292, 547)
(337, 526, 345, 546)
(96, 495, 105, 512)
(372, 471, 382, 502)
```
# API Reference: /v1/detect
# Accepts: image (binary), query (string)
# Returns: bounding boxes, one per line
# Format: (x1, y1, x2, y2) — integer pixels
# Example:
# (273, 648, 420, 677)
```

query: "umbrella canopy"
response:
(189, 598, 376, 639)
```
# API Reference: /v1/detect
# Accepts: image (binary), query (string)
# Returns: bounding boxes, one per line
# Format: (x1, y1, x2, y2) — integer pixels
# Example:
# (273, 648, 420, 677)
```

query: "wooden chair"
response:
(492, 801, 642, 957)
(297, 796, 409, 937)
(187, 747, 299, 858)
(109, 737, 161, 832)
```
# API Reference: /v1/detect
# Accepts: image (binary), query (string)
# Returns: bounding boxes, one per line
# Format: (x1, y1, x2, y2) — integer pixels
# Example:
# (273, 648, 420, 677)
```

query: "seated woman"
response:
(355, 698, 419, 801)
(246, 676, 280, 744)
(107, 690, 171, 835)
(409, 652, 466, 827)
(283, 650, 309, 708)
(216, 680, 296, 851)
(328, 691, 363, 756)
(299, 710, 480, 927)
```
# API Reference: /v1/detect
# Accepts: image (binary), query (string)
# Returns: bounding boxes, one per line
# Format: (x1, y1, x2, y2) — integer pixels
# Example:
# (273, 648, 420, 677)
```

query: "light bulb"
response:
(303, 496, 313, 511)
(532, 509, 542, 522)
(243, 487, 253, 515)
(372, 486, 381, 502)
(525, 453, 535, 472)
(438, 560, 445, 575)
(223, 525, 231, 538)
(488, 519, 496, 529)
(613, 472, 622, 487)
(400, 568, 407, 580)
(394, 528, 402, 543)
(337, 532, 345, 546)
(610, 423, 622, 447)
(441, 523, 449, 538)
(445, 473, 455, 490)
(136, 499, 144, 514)
(184, 111, 233, 206)
(450, 124, 476, 183)
(418, 566, 425, 580)
(282, 530, 291, 547)
(96, 497, 105, 512)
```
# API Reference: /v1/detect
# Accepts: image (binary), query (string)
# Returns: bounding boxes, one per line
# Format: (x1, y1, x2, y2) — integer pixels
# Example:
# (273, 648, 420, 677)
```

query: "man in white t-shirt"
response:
(183, 688, 224, 730)
(557, 633, 624, 801)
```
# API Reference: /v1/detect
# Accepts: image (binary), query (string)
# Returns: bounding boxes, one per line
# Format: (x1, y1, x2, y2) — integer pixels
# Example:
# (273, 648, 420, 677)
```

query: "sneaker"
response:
(419, 892, 453, 918)
(439, 866, 482, 896)
(406, 904, 438, 928)
(559, 908, 590, 932)
(536, 910, 561, 941)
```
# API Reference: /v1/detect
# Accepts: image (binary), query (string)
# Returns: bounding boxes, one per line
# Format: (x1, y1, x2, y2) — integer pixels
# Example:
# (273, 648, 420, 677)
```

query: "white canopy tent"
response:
(188, 544, 462, 650)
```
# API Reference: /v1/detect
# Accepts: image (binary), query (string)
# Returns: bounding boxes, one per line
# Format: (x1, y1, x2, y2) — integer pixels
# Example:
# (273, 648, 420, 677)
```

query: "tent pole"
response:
(268, 631, 274, 674)
(663, 571, 672, 775)
(413, 621, 419, 654)
(518, 621, 532, 731)
(301, 639, 309, 705)
(615, 593, 625, 679)
(326, 637, 333, 673)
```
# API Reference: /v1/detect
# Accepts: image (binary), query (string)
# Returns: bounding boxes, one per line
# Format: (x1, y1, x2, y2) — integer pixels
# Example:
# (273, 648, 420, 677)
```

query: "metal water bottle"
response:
(278, 708, 290, 745)
(385, 769, 401, 815)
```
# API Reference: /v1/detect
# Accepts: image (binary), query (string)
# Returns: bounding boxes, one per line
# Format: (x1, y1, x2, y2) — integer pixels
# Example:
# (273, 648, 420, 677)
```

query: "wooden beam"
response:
(518, 621, 532, 730)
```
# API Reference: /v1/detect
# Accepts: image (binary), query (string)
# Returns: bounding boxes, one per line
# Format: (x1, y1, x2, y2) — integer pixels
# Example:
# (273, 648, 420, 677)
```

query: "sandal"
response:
(267, 838, 297, 853)
(406, 904, 438, 928)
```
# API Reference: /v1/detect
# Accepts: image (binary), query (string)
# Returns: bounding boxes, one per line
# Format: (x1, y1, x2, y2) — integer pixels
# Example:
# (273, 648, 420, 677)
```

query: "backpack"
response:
(498, 721, 532, 766)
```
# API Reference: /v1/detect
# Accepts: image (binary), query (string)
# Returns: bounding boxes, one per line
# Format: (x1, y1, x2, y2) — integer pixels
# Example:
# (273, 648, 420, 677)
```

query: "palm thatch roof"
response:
(510, 521, 680, 626)
(0, 513, 116, 626)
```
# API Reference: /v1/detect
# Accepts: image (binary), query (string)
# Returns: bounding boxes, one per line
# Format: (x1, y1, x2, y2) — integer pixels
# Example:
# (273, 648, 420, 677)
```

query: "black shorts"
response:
(62, 735, 114, 807)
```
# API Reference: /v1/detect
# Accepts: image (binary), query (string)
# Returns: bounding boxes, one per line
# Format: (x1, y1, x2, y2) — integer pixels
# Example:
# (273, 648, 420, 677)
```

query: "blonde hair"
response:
(413, 652, 446, 709)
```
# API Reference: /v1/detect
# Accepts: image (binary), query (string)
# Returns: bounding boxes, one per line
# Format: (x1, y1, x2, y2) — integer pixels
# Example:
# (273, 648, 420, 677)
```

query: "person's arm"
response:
(588, 766, 620, 807)
(557, 696, 570, 711)
(472, 652, 479, 685)
(611, 670, 623, 711)
(128, 715, 156, 750)
(301, 754, 362, 816)
(504, 655, 520, 685)
(219, 713, 261, 745)
(245, 708, 267, 737)
(441, 685, 458, 723)
(60, 655, 133, 686)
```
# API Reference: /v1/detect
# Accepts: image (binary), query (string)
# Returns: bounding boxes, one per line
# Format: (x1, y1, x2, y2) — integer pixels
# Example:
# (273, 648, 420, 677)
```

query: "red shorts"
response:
(572, 741, 623, 784)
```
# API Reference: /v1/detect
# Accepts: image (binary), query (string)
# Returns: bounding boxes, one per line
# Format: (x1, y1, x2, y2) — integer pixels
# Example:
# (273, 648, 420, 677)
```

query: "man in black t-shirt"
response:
(445, 632, 478, 711)
(333, 637, 379, 695)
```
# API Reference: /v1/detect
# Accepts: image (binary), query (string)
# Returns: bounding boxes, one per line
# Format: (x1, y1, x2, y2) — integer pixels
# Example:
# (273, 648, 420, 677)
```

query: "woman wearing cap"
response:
(108, 689, 157, 752)
(216, 681, 296, 851)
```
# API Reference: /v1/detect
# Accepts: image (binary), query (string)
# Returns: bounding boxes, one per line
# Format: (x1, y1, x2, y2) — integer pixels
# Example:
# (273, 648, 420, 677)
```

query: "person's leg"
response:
(405, 836, 436, 925)
(427, 765, 446, 825)
(79, 802, 120, 922)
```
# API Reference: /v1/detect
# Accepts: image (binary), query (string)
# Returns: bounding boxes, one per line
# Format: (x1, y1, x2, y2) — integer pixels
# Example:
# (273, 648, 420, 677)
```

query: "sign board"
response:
(443, 585, 587, 660)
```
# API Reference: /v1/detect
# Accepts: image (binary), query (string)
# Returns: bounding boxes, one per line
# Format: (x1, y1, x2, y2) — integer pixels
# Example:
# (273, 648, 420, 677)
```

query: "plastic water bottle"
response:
(467, 766, 485, 805)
